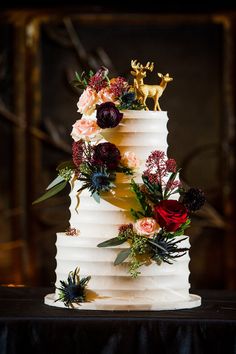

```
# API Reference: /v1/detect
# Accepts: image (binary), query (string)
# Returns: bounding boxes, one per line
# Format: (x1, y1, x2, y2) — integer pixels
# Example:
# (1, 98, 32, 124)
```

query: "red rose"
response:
(154, 200, 188, 232)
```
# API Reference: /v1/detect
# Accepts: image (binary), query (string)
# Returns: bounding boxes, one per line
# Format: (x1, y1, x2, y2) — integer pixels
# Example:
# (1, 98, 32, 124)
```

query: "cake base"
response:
(44, 293, 201, 311)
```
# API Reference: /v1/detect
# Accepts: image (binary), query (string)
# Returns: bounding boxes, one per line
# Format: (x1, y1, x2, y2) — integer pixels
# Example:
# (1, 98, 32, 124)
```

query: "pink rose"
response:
(134, 217, 159, 236)
(121, 151, 140, 170)
(77, 87, 98, 115)
(97, 87, 117, 103)
(71, 118, 100, 141)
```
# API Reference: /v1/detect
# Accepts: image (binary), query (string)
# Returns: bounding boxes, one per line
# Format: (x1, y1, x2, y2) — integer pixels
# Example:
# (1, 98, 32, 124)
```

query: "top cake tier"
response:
(83, 109, 169, 171)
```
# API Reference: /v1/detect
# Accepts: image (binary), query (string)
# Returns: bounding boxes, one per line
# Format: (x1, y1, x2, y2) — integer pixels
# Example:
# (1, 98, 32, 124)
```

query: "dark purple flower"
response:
(182, 188, 206, 212)
(93, 142, 121, 169)
(96, 102, 123, 129)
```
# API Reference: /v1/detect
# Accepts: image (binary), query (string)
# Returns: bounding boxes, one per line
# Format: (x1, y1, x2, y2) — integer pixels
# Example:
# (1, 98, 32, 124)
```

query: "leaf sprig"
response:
(72, 70, 94, 90)
(130, 179, 153, 220)
(32, 161, 74, 205)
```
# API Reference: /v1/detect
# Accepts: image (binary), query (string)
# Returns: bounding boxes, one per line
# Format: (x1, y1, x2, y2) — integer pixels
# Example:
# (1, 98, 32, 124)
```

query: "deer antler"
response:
(143, 61, 154, 72)
(131, 60, 154, 73)
(131, 59, 142, 72)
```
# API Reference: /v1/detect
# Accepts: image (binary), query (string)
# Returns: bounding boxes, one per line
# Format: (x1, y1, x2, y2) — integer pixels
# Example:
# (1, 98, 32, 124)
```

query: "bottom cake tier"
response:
(44, 233, 201, 311)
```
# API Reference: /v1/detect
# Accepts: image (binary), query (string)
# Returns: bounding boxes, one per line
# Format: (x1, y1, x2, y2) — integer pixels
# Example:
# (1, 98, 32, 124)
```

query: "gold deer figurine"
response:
(131, 60, 173, 111)
(130, 59, 154, 102)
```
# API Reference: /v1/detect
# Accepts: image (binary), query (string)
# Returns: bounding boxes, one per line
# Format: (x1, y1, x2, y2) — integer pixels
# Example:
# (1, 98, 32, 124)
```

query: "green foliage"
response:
(171, 218, 191, 237)
(46, 175, 64, 190)
(59, 167, 73, 182)
(56, 160, 76, 171)
(128, 234, 149, 277)
(97, 220, 189, 278)
(116, 164, 134, 176)
(117, 224, 134, 240)
(163, 168, 181, 199)
(114, 248, 131, 265)
(32, 165, 73, 205)
(72, 70, 94, 90)
(32, 180, 68, 205)
(92, 191, 100, 203)
(130, 208, 145, 221)
(142, 175, 163, 202)
(118, 99, 144, 111)
(97, 237, 126, 248)
(130, 179, 152, 219)
(79, 162, 92, 175)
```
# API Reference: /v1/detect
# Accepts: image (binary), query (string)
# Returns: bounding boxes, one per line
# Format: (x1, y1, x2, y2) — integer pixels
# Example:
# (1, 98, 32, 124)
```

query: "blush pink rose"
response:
(121, 151, 140, 170)
(134, 217, 159, 237)
(97, 87, 117, 103)
(71, 118, 100, 141)
(77, 87, 98, 115)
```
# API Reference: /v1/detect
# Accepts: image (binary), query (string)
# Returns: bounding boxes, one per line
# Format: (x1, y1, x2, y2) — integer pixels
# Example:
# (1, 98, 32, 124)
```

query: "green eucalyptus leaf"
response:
(92, 192, 100, 203)
(114, 248, 131, 265)
(32, 180, 67, 204)
(56, 160, 75, 171)
(75, 71, 80, 80)
(46, 175, 64, 190)
(97, 237, 126, 248)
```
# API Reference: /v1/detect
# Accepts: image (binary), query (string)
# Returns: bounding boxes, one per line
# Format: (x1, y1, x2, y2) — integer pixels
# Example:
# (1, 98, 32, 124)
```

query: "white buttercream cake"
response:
(44, 110, 201, 310)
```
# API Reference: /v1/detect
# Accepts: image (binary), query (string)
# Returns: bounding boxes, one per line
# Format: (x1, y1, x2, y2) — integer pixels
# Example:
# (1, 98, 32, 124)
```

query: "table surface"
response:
(0, 287, 236, 354)
(0, 287, 236, 320)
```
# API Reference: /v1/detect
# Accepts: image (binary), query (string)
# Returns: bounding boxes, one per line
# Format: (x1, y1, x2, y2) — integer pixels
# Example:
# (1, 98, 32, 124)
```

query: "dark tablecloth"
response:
(0, 287, 236, 354)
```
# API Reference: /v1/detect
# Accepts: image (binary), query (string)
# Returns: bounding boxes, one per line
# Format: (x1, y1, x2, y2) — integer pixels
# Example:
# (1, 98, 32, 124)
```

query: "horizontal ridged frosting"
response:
(55, 233, 191, 301)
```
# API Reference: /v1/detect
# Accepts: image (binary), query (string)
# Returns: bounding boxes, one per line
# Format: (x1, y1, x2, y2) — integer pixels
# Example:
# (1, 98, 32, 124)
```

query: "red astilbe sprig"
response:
(143, 150, 181, 196)
(143, 150, 169, 185)
(165, 158, 177, 173)
(72, 140, 85, 169)
(109, 77, 129, 98)
(89, 67, 109, 92)
(165, 179, 182, 194)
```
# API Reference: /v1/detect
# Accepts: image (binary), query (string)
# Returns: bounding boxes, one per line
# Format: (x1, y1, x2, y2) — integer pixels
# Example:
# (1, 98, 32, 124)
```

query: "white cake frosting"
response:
(45, 110, 201, 310)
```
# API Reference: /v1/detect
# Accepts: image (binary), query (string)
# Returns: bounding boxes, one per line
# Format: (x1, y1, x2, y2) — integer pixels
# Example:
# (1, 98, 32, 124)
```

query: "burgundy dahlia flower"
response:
(182, 188, 206, 212)
(93, 142, 121, 169)
(96, 102, 123, 129)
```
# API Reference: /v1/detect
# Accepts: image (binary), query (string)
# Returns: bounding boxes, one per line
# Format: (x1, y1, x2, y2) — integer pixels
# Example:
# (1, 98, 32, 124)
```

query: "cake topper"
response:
(131, 60, 173, 111)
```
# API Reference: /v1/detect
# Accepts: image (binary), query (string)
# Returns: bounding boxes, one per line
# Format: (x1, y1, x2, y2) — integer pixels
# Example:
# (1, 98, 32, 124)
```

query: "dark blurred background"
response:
(1, 1, 236, 290)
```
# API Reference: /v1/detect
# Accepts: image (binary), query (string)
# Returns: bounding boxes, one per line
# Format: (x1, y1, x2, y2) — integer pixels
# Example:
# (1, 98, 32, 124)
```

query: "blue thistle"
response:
(56, 268, 91, 308)
(148, 233, 189, 265)
(91, 171, 113, 191)
(118, 91, 144, 110)
(78, 165, 115, 198)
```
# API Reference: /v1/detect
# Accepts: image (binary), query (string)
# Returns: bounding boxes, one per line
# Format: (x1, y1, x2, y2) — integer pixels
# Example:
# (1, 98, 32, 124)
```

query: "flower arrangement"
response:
(98, 150, 205, 277)
(73, 67, 143, 115)
(33, 66, 144, 205)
